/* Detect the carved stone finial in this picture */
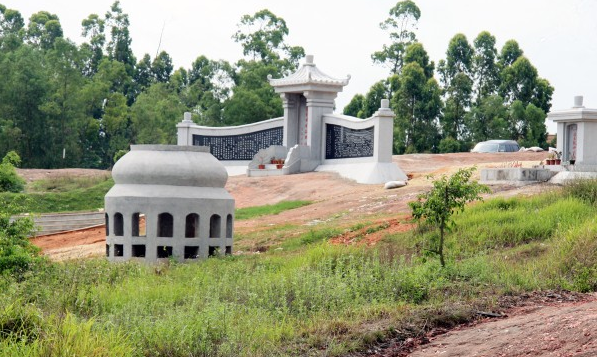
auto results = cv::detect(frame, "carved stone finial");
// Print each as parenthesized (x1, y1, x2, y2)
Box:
(381, 99, 390, 109)
(574, 96, 584, 108)
(183, 112, 192, 122)
(267, 74, 273, 80)
(305, 55, 314, 66)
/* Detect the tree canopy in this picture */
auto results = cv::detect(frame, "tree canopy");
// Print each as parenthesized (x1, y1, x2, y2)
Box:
(0, 0, 555, 169)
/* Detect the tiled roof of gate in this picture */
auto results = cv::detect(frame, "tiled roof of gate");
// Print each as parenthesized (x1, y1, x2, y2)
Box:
(268, 55, 350, 87)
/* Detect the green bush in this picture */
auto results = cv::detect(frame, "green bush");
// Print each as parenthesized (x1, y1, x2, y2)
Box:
(438, 137, 461, 153)
(0, 151, 25, 193)
(0, 201, 43, 276)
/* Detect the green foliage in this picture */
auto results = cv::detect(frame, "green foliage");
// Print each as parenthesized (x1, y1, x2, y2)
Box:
(372, 0, 421, 74)
(438, 137, 461, 153)
(0, 178, 114, 214)
(235, 200, 312, 220)
(0, 201, 42, 275)
(0, 151, 25, 193)
(553, 222, 597, 292)
(112, 149, 128, 164)
(409, 167, 490, 266)
(562, 178, 597, 205)
(392, 58, 441, 153)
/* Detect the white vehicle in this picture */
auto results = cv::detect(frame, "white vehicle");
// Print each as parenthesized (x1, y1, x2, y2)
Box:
(471, 140, 520, 153)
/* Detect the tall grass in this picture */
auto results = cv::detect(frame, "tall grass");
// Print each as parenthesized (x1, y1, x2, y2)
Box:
(1, 184, 597, 355)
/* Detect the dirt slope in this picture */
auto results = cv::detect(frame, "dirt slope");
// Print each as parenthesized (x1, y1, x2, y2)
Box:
(408, 295, 597, 357)
(28, 151, 547, 259)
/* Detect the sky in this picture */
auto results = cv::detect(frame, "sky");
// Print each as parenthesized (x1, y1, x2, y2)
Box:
(5, 0, 597, 133)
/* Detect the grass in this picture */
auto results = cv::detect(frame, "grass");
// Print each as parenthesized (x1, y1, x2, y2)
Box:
(1, 179, 597, 356)
(235, 200, 312, 220)
(0, 178, 114, 214)
(26, 175, 111, 193)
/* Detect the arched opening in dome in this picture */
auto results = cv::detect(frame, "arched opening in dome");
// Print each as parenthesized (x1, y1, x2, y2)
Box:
(210, 214, 221, 238)
(114, 213, 123, 236)
(185, 213, 199, 238)
(132, 212, 146, 237)
(226, 214, 233, 238)
(105, 213, 109, 236)
(157, 213, 173, 237)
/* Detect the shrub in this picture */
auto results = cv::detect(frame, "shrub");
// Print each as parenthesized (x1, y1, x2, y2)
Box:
(0, 201, 43, 276)
(409, 167, 490, 266)
(0, 151, 25, 193)
(438, 137, 461, 153)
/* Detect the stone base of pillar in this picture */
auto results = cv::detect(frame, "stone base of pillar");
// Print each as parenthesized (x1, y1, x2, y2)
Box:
(315, 162, 407, 184)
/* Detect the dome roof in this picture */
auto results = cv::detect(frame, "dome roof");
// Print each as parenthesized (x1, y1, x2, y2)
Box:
(112, 145, 228, 188)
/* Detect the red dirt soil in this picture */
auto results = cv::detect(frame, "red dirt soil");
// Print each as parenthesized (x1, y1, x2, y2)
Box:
(25, 151, 547, 259)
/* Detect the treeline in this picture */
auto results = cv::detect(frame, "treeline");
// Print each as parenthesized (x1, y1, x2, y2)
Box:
(0, 1, 552, 169)
(0, 3, 303, 168)
(344, 1, 553, 154)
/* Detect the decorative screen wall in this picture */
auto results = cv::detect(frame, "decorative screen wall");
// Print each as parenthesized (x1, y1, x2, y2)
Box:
(325, 124, 374, 159)
(193, 127, 283, 160)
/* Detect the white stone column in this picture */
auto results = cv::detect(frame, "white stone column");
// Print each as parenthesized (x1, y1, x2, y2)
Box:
(371, 99, 395, 163)
(177, 112, 194, 145)
(304, 91, 336, 162)
(282, 93, 299, 147)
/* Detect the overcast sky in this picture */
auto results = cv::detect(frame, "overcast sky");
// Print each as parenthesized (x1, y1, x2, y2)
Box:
(5, 0, 596, 133)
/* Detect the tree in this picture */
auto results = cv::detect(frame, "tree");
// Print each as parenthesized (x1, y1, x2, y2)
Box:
(0, 151, 25, 192)
(507, 100, 547, 148)
(372, 0, 421, 74)
(0, 45, 49, 167)
(81, 13, 106, 76)
(41, 38, 87, 167)
(228, 10, 304, 125)
(439, 34, 474, 141)
(151, 50, 173, 83)
(232, 9, 304, 72)
(0, 199, 41, 275)
(343, 94, 365, 117)
(409, 167, 490, 267)
(498, 39, 523, 67)
(25, 11, 63, 51)
(393, 62, 441, 153)
(465, 94, 509, 143)
(105, 1, 135, 82)
(131, 83, 186, 144)
(500, 56, 553, 114)
(0, 5, 24, 50)
(472, 31, 500, 103)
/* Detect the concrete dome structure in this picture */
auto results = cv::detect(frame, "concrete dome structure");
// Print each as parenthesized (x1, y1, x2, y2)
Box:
(105, 145, 235, 263)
